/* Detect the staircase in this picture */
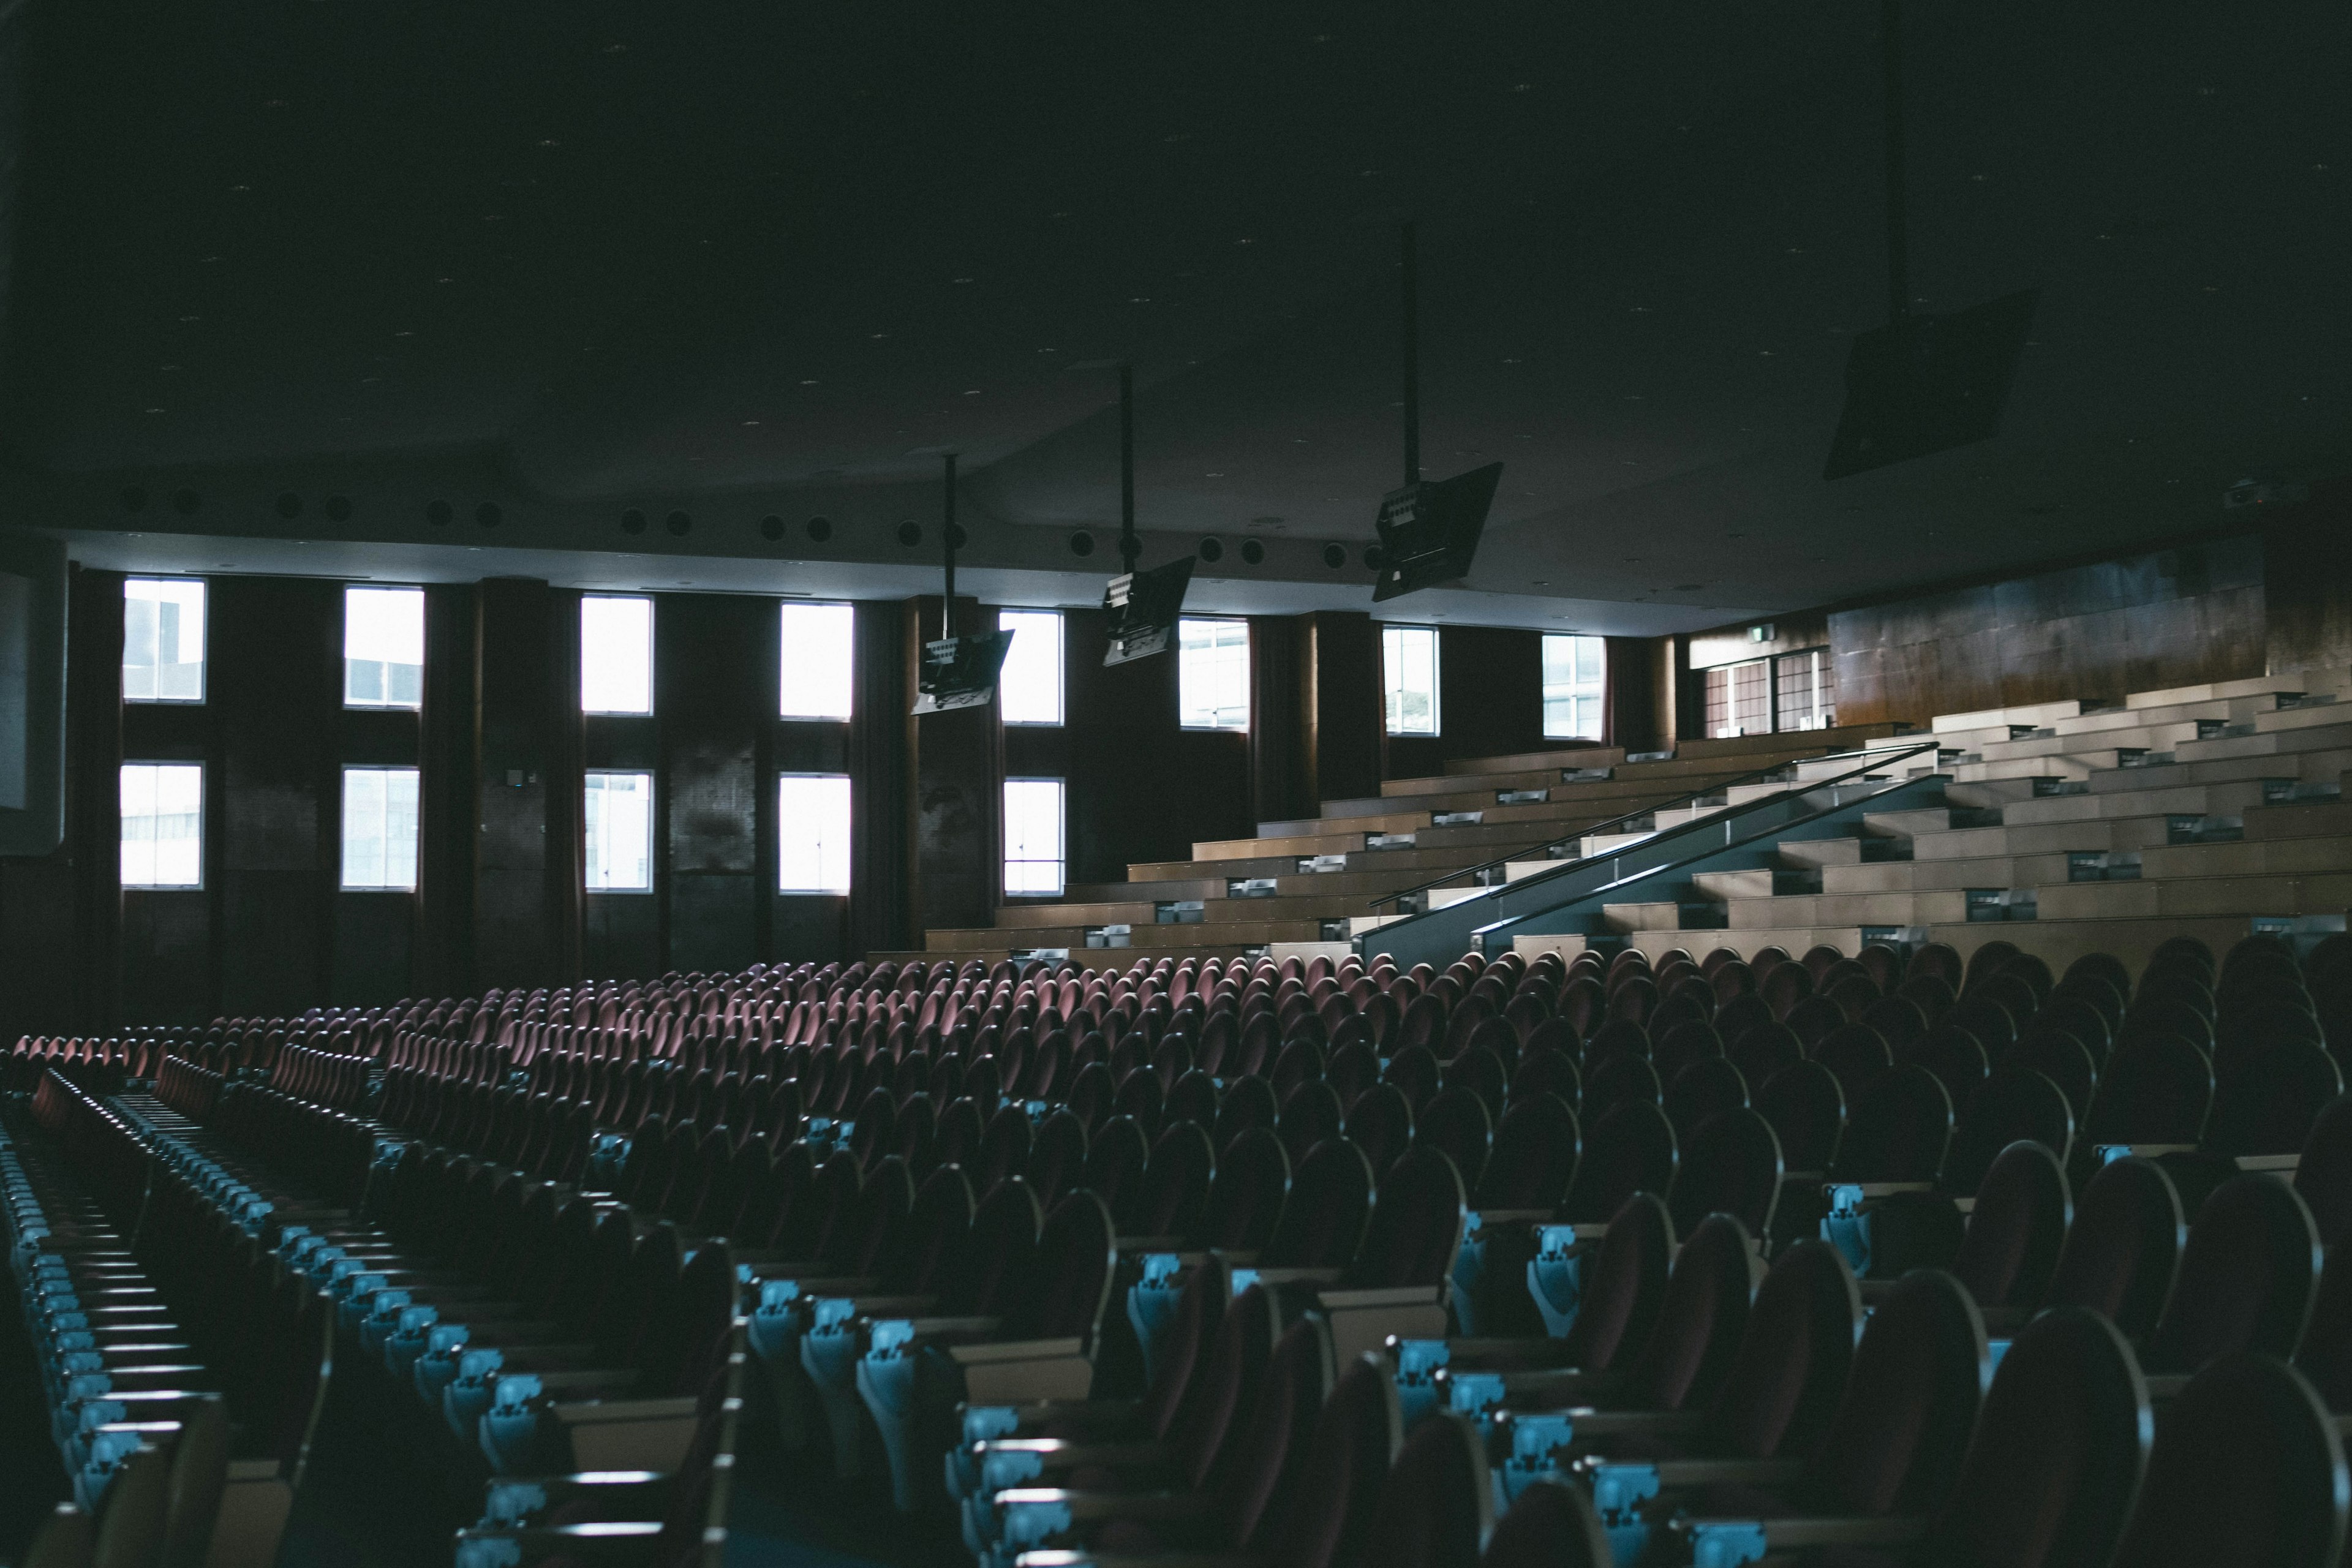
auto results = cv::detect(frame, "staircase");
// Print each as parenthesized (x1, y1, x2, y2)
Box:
(902, 723, 1910, 963)
(1408, 671, 2352, 976)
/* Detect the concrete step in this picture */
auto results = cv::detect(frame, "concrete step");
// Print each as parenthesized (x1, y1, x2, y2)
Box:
(2139, 832, 2352, 880)
(1724, 889, 1971, 928)
(1776, 837, 1864, 869)
(1825, 851, 2078, 895)
(995, 900, 1159, 929)
(1692, 868, 1776, 901)
(1863, 807, 1955, 839)
(1932, 698, 2086, 735)
(2036, 870, 2352, 923)
(1953, 754, 2099, 783)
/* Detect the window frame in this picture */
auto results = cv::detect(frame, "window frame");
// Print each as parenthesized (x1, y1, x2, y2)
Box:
(122, 578, 208, 705)
(580, 595, 655, 715)
(583, 769, 657, 894)
(1382, 624, 1441, 737)
(778, 601, 856, 722)
(1003, 775, 1067, 898)
(342, 584, 426, 711)
(777, 771, 853, 894)
(1540, 633, 1608, 741)
(339, 765, 421, 891)
(120, 761, 206, 890)
(997, 609, 1066, 727)
(1176, 617, 1251, 733)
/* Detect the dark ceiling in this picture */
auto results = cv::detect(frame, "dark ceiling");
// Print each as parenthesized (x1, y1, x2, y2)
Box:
(3, 0, 2348, 630)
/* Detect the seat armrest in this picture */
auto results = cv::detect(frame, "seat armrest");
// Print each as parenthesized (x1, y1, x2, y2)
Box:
(1018, 1555, 1253, 1568)
(976, 1439, 1167, 1471)
(1646, 1457, 1807, 1489)
(1672, 1514, 1928, 1553)
(993, 1488, 1212, 1523)
(1551, 1408, 1708, 1436)
(451, 1522, 663, 1563)
(481, 1471, 674, 1527)
(952, 1338, 1086, 1366)
(1242, 1267, 1343, 1287)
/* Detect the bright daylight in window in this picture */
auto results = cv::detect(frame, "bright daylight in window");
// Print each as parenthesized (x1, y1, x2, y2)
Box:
(997, 610, 1064, 726)
(581, 596, 654, 714)
(341, 766, 420, 890)
(1542, 633, 1607, 740)
(121, 763, 204, 888)
(1383, 625, 1439, 736)
(345, 586, 425, 709)
(123, 578, 206, 703)
(585, 772, 654, 891)
(1004, 777, 1066, 895)
(779, 603, 854, 720)
(778, 774, 852, 892)
(1177, 618, 1250, 731)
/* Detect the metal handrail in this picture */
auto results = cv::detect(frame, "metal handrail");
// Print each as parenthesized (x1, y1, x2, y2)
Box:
(1368, 737, 1945, 911)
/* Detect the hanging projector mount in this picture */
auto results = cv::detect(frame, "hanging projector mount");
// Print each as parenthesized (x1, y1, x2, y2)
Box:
(1822, 0, 2037, 480)
(911, 451, 1014, 714)
(1101, 362, 1196, 667)
(1371, 221, 1502, 603)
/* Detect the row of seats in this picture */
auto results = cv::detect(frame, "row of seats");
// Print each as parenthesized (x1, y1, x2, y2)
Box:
(2, 1070, 329, 1568)
(13, 930, 2349, 1563)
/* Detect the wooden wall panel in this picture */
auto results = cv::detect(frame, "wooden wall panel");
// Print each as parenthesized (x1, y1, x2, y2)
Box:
(1828, 535, 2266, 726)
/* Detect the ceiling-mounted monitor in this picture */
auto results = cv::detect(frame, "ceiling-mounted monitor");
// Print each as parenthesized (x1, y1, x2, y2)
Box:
(1822, 288, 2037, 479)
(1102, 556, 1196, 667)
(1370, 461, 1502, 603)
(911, 630, 1014, 714)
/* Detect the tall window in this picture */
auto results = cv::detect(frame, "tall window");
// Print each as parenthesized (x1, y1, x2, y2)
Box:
(779, 603, 854, 720)
(585, 772, 654, 891)
(121, 763, 203, 889)
(345, 586, 424, 709)
(341, 767, 420, 890)
(1541, 634, 1607, 740)
(778, 773, 853, 892)
(1004, 777, 1066, 896)
(1177, 619, 1250, 731)
(1703, 660, 1773, 737)
(123, 579, 206, 703)
(998, 610, 1064, 726)
(1382, 625, 1440, 736)
(581, 596, 654, 714)
(1774, 649, 1836, 732)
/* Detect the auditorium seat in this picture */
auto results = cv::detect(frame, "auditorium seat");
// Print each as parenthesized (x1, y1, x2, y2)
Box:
(2103, 1354, 2348, 1568)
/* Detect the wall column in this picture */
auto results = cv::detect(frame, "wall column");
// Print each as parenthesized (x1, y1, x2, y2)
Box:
(473, 578, 582, 989)
(1302, 611, 1384, 812)
(902, 595, 1001, 946)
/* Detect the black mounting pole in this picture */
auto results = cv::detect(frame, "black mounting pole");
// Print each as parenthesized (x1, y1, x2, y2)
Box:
(1401, 221, 1421, 484)
(941, 451, 957, 640)
(1882, 0, 1909, 322)
(1118, 364, 1139, 568)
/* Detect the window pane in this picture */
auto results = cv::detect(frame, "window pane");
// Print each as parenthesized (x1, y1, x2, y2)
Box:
(998, 610, 1064, 726)
(780, 603, 854, 720)
(1726, 660, 1770, 736)
(345, 587, 426, 710)
(585, 772, 655, 891)
(1541, 634, 1607, 740)
(581, 597, 654, 714)
(1177, 619, 1250, 731)
(121, 763, 204, 888)
(1773, 648, 1836, 733)
(778, 774, 852, 892)
(340, 766, 420, 890)
(123, 579, 206, 703)
(1383, 625, 1439, 736)
(1004, 777, 1066, 895)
